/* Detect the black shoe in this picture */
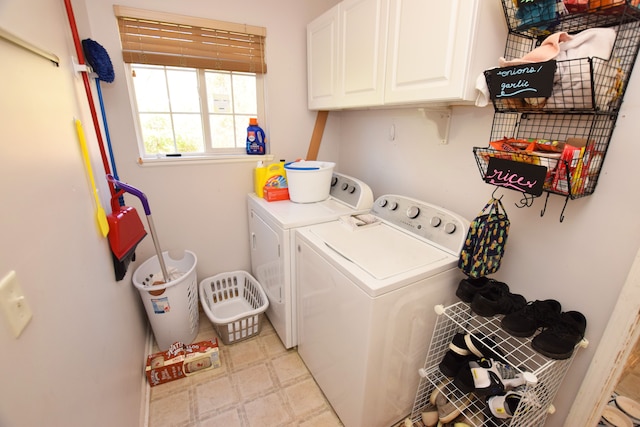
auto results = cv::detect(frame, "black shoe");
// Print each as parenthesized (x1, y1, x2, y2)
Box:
(452, 356, 520, 395)
(501, 299, 562, 337)
(441, 332, 504, 378)
(456, 276, 494, 303)
(464, 333, 508, 365)
(439, 333, 473, 377)
(451, 333, 508, 392)
(531, 311, 587, 360)
(470, 281, 526, 317)
(453, 362, 475, 393)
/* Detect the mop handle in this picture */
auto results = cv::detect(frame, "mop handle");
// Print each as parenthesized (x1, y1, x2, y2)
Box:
(145, 216, 170, 283)
(106, 175, 169, 281)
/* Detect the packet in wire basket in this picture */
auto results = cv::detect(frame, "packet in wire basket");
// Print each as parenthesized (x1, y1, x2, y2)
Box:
(339, 213, 381, 230)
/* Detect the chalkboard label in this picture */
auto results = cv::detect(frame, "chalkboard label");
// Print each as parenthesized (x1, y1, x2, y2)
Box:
(485, 60, 556, 100)
(484, 157, 547, 196)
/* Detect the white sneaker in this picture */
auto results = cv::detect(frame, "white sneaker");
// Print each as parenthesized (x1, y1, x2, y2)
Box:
(469, 358, 531, 397)
(486, 385, 535, 419)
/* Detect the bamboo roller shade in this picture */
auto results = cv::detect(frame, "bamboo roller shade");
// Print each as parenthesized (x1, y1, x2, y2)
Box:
(114, 5, 266, 73)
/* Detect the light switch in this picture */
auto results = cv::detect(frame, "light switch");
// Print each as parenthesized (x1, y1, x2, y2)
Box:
(0, 271, 33, 337)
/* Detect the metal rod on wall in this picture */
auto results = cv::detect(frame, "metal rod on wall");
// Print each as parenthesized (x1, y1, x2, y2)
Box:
(0, 27, 59, 66)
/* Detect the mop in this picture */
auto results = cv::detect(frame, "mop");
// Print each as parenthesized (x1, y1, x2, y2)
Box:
(81, 39, 118, 190)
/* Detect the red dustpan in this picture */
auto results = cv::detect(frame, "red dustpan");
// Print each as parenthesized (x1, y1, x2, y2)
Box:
(107, 188, 147, 280)
(108, 190, 147, 259)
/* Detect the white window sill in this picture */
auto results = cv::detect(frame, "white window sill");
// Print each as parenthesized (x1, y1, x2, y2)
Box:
(137, 153, 275, 167)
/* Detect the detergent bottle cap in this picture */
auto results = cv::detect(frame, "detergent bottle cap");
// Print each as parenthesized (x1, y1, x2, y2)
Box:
(249, 118, 258, 126)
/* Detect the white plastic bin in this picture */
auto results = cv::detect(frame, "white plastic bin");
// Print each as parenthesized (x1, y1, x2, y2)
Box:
(199, 271, 269, 345)
(133, 250, 199, 350)
(284, 160, 335, 203)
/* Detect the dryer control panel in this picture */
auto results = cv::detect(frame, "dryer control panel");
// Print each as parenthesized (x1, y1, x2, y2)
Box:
(329, 173, 374, 210)
(370, 195, 470, 255)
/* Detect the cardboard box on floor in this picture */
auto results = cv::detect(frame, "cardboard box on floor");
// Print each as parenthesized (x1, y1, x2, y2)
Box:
(145, 339, 221, 387)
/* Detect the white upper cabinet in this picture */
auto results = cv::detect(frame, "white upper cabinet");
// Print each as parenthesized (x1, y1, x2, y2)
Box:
(339, 0, 388, 108)
(308, 0, 387, 109)
(307, 5, 340, 109)
(307, 0, 506, 109)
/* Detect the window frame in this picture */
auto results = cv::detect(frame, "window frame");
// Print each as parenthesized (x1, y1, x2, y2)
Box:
(114, 5, 270, 164)
(127, 63, 266, 160)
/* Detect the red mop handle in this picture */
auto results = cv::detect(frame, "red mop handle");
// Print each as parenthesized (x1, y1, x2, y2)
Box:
(63, 0, 116, 197)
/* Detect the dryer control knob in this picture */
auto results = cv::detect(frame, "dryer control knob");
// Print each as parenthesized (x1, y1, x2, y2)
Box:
(444, 223, 457, 234)
(430, 217, 442, 227)
(378, 199, 388, 207)
(407, 206, 420, 219)
(331, 177, 338, 186)
(388, 201, 398, 210)
(348, 185, 356, 194)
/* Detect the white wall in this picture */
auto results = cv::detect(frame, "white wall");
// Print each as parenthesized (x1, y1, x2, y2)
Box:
(0, 1, 147, 426)
(333, 69, 640, 426)
(0, 0, 337, 426)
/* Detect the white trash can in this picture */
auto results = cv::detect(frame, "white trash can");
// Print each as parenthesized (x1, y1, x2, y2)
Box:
(133, 250, 199, 350)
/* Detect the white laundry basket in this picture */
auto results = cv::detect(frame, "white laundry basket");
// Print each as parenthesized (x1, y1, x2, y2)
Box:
(133, 250, 199, 350)
(199, 271, 269, 345)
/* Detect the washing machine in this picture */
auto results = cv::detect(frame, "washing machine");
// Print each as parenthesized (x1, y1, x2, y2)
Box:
(247, 172, 373, 349)
(295, 194, 470, 427)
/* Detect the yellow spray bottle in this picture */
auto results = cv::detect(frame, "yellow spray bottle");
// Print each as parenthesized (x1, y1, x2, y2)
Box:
(254, 161, 267, 197)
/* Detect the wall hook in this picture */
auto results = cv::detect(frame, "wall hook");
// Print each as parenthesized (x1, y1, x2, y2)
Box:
(540, 193, 550, 217)
(540, 193, 569, 222)
(491, 186, 504, 201)
(559, 196, 569, 222)
(515, 192, 535, 208)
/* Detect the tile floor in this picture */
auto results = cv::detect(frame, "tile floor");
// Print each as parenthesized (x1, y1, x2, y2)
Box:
(147, 312, 344, 427)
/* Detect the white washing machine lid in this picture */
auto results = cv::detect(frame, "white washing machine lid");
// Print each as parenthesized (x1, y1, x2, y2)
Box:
(306, 220, 453, 281)
(248, 193, 368, 229)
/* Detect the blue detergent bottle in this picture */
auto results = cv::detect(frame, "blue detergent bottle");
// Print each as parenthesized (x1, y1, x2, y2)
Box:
(246, 118, 266, 155)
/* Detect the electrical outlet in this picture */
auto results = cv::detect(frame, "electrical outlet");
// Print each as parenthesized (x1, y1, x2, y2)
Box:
(0, 271, 33, 337)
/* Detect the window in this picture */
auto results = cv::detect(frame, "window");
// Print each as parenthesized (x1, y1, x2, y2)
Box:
(114, 6, 267, 158)
(131, 65, 260, 155)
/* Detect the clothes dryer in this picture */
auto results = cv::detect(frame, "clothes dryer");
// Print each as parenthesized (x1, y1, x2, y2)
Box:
(295, 195, 469, 427)
(247, 173, 373, 348)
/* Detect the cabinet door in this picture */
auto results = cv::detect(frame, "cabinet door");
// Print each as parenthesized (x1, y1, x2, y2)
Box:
(339, 0, 387, 108)
(384, 0, 478, 104)
(307, 5, 340, 109)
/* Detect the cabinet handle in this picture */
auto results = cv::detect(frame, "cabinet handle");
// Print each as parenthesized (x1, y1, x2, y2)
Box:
(251, 232, 256, 250)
